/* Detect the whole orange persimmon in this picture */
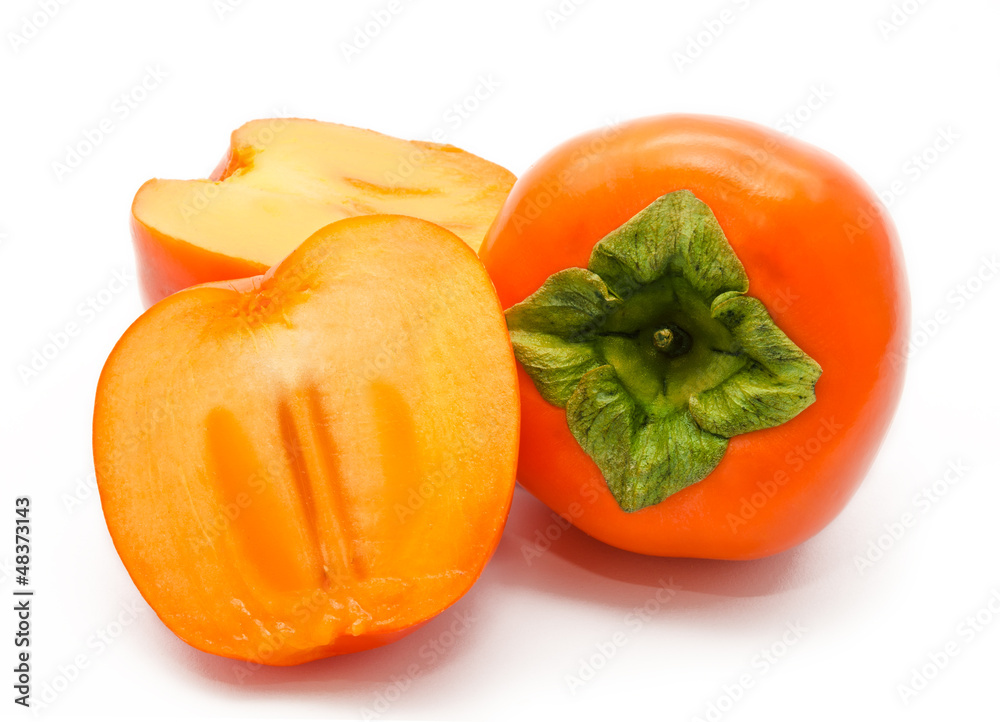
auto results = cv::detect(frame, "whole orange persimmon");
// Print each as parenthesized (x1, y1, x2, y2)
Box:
(480, 114, 908, 559)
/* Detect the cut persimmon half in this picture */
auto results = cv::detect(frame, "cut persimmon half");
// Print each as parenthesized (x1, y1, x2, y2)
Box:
(131, 118, 516, 306)
(94, 215, 520, 665)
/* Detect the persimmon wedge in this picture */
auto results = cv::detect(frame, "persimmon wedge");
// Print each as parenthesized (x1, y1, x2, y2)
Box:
(132, 118, 516, 306)
(93, 215, 519, 665)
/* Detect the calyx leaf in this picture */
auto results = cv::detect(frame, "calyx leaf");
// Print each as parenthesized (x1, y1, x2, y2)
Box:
(505, 191, 822, 512)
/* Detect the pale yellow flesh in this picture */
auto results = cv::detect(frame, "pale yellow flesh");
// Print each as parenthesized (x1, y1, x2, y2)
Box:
(133, 119, 516, 265)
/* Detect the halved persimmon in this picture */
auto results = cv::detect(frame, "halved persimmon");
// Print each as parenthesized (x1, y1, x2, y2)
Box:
(131, 118, 516, 306)
(93, 215, 519, 665)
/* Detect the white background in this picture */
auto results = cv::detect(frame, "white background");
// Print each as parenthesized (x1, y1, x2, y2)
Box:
(2, 0, 998, 720)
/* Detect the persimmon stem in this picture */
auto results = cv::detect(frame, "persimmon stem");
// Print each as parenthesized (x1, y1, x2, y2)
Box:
(653, 325, 692, 357)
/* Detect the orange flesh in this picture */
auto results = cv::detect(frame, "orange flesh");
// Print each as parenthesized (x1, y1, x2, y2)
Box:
(94, 215, 520, 664)
(132, 119, 516, 305)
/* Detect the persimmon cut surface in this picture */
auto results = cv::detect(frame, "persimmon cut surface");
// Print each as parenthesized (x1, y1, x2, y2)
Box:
(94, 215, 519, 665)
(132, 118, 516, 306)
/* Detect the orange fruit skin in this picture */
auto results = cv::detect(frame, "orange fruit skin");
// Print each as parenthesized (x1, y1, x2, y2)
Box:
(131, 119, 516, 307)
(130, 204, 266, 309)
(480, 114, 909, 560)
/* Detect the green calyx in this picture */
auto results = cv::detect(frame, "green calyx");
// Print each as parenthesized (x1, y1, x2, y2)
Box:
(505, 190, 822, 512)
